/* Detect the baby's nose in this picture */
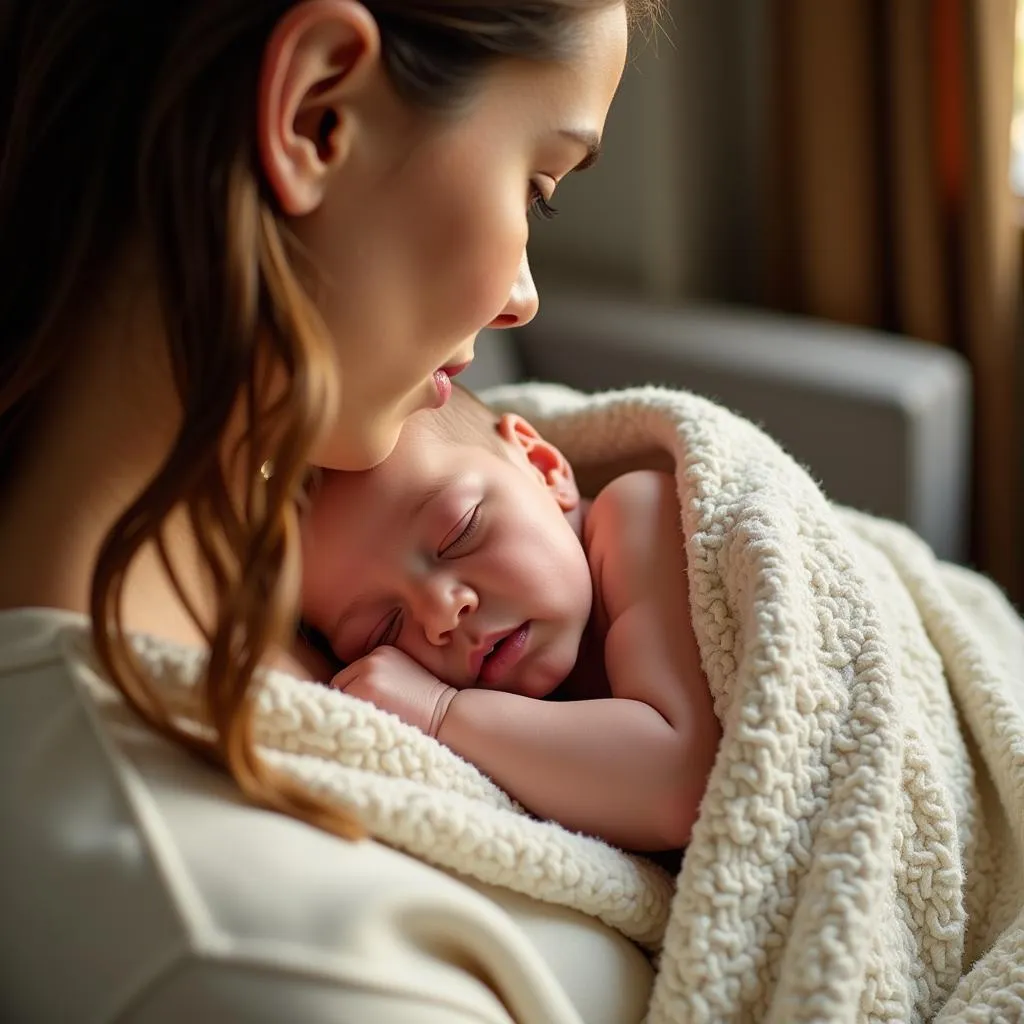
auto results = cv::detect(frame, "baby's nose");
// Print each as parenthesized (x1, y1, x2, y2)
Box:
(421, 580, 477, 646)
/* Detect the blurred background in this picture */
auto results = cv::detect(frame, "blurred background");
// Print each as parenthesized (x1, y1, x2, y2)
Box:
(480, 0, 1024, 605)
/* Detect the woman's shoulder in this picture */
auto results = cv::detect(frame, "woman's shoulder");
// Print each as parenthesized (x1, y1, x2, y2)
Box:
(0, 605, 92, 671)
(0, 607, 632, 1024)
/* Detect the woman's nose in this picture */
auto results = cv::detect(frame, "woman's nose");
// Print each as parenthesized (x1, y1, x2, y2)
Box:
(418, 579, 478, 646)
(489, 251, 539, 329)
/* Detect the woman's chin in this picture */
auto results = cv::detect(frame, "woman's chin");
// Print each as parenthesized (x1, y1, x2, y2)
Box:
(312, 420, 402, 473)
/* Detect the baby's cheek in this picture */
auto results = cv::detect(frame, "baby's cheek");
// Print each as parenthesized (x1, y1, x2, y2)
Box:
(565, 545, 598, 617)
(298, 546, 329, 616)
(392, 631, 446, 685)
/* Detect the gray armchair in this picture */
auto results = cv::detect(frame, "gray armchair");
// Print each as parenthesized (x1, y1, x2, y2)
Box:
(464, 291, 972, 564)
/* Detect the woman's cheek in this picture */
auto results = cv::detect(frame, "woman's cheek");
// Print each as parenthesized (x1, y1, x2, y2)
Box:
(467, 219, 530, 329)
(441, 175, 526, 309)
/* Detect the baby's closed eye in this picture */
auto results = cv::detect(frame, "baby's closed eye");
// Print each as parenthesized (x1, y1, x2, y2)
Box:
(365, 607, 404, 655)
(439, 503, 483, 557)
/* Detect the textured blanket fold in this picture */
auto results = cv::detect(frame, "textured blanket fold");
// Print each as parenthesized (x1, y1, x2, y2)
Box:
(107, 383, 1024, 1022)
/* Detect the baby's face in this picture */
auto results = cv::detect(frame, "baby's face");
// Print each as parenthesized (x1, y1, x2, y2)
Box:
(300, 414, 594, 699)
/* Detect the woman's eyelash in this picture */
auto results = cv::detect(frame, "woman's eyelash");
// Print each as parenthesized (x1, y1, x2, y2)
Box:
(529, 186, 559, 221)
(440, 505, 482, 556)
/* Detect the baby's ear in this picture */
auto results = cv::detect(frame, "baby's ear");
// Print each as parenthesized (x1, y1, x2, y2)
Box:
(497, 414, 579, 511)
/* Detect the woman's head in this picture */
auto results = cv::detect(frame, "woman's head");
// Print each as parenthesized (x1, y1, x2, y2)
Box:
(1, 0, 642, 476)
(261, 1, 636, 469)
(0, 0, 658, 838)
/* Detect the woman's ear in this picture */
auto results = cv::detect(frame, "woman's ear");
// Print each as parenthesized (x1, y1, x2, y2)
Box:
(497, 414, 580, 512)
(258, 0, 380, 216)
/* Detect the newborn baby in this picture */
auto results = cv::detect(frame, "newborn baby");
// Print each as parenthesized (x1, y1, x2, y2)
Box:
(300, 387, 720, 852)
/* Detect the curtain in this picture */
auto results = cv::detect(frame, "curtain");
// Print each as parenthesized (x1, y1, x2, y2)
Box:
(765, 0, 1021, 601)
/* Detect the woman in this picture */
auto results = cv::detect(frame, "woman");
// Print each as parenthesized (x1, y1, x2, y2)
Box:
(0, 1, 657, 1021)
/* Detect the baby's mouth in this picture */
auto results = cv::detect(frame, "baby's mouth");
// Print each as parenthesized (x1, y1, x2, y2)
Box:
(470, 627, 516, 684)
(481, 635, 506, 663)
(470, 633, 507, 683)
(478, 623, 531, 687)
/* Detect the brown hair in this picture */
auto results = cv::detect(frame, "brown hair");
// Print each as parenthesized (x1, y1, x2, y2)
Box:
(0, 0, 659, 842)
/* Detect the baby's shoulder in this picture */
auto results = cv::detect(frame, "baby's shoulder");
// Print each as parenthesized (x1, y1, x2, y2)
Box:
(583, 469, 679, 571)
(585, 469, 678, 543)
(583, 469, 683, 623)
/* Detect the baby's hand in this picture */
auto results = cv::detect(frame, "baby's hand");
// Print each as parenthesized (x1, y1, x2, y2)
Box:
(331, 646, 457, 738)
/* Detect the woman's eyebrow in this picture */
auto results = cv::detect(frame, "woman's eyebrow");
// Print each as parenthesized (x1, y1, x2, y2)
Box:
(559, 128, 602, 171)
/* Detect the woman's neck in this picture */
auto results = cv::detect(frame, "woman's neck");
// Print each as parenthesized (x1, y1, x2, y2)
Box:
(0, 271, 214, 650)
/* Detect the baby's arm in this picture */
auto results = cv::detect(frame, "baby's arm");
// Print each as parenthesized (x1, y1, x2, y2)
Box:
(590, 469, 720, 841)
(438, 692, 702, 850)
(329, 643, 692, 849)
(439, 470, 719, 850)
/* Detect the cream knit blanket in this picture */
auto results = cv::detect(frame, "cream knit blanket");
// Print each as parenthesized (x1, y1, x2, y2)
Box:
(125, 383, 1024, 1022)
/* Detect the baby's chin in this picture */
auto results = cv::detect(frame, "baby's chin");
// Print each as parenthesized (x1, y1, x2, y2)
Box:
(510, 676, 563, 701)
(508, 653, 576, 701)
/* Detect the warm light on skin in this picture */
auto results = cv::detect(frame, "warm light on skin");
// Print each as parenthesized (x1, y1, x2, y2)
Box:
(257, 1, 629, 471)
(301, 411, 594, 700)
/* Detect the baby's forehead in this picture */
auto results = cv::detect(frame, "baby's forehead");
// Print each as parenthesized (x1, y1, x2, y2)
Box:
(311, 416, 507, 526)
(312, 432, 448, 512)
(316, 457, 417, 511)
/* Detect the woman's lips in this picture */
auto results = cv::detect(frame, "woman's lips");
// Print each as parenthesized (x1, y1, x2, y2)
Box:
(430, 360, 471, 408)
(432, 369, 453, 406)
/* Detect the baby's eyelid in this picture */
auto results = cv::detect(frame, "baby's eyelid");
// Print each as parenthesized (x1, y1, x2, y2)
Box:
(439, 505, 476, 555)
(382, 609, 403, 646)
(365, 607, 401, 655)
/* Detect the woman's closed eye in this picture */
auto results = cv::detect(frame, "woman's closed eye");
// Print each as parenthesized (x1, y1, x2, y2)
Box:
(528, 180, 559, 221)
(440, 504, 482, 556)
